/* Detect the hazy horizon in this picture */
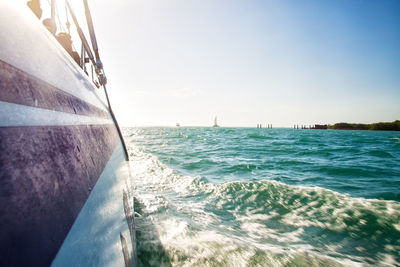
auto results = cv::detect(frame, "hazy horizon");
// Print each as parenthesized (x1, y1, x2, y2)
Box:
(42, 0, 400, 127)
(121, 120, 399, 128)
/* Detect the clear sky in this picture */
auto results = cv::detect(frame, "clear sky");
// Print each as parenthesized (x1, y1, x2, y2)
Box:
(55, 0, 400, 126)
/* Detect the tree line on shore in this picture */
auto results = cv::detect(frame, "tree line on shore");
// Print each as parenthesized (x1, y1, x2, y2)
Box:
(327, 120, 400, 131)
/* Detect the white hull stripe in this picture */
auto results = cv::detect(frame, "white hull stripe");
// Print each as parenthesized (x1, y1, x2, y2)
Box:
(0, 101, 113, 127)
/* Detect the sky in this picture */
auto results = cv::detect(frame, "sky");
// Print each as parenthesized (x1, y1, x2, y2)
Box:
(43, 0, 400, 127)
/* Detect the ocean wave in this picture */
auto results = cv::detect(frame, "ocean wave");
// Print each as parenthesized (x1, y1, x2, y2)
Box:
(128, 146, 400, 266)
(363, 150, 395, 158)
(247, 134, 272, 140)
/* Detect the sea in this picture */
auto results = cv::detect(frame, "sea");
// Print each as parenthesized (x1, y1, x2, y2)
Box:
(122, 127, 400, 267)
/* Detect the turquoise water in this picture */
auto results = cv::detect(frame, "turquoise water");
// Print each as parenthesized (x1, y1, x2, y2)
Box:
(124, 127, 400, 266)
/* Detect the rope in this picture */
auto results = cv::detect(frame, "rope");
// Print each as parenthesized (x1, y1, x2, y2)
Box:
(65, 0, 130, 161)
(54, 0, 65, 33)
(54, 1, 79, 56)
(65, 0, 71, 34)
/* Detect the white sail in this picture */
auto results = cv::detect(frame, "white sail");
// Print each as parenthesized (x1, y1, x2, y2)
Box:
(213, 116, 219, 127)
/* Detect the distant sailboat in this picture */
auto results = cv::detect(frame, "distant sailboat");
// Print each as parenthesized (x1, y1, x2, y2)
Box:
(213, 116, 219, 127)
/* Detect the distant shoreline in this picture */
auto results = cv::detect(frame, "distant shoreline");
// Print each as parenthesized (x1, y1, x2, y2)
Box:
(121, 121, 400, 130)
(328, 120, 400, 131)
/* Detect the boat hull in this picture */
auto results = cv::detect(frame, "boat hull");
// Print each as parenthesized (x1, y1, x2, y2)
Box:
(0, 3, 136, 266)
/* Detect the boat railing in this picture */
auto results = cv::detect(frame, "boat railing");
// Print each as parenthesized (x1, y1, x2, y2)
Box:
(27, 0, 130, 160)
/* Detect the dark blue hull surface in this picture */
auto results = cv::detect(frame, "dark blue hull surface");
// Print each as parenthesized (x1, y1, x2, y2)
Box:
(0, 3, 136, 266)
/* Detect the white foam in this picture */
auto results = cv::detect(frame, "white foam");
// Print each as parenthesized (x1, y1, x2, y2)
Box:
(125, 138, 400, 267)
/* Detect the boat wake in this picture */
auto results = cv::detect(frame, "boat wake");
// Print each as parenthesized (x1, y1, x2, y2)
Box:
(128, 146, 400, 266)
